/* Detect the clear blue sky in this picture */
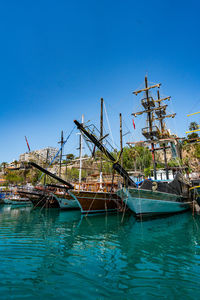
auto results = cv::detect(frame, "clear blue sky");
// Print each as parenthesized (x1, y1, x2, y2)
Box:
(0, 0, 200, 162)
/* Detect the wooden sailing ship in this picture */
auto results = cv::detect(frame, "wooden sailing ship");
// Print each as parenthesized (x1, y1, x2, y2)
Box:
(119, 76, 191, 218)
(71, 99, 123, 215)
(20, 158, 122, 214)
(19, 162, 83, 210)
(74, 77, 192, 219)
(58, 100, 123, 215)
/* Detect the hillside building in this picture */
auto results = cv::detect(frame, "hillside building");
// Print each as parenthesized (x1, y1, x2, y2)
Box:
(19, 147, 59, 163)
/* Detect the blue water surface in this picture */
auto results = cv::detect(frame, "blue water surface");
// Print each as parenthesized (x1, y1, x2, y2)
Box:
(0, 205, 200, 299)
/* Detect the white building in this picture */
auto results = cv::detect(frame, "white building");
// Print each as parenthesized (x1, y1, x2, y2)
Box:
(150, 169, 174, 181)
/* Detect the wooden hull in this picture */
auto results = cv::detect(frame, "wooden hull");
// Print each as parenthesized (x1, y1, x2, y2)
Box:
(117, 187, 191, 218)
(18, 189, 122, 214)
(19, 190, 78, 210)
(18, 190, 60, 208)
(70, 190, 122, 215)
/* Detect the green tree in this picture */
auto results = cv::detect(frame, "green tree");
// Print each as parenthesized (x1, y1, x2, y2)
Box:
(95, 150, 102, 158)
(66, 154, 75, 161)
(189, 122, 199, 131)
(187, 132, 199, 141)
(144, 167, 151, 177)
(168, 158, 182, 167)
(66, 168, 87, 182)
(13, 160, 18, 166)
(1, 162, 7, 174)
(194, 143, 200, 159)
(187, 122, 199, 142)
(102, 161, 113, 174)
(121, 146, 152, 171)
(5, 171, 24, 185)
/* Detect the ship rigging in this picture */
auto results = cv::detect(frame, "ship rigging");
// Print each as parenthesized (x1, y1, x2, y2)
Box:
(132, 76, 178, 180)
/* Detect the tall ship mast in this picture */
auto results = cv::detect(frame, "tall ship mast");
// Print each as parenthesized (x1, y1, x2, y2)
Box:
(132, 76, 176, 180)
(74, 110, 191, 219)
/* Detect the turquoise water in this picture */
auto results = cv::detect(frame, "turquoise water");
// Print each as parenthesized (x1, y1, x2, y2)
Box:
(0, 206, 200, 299)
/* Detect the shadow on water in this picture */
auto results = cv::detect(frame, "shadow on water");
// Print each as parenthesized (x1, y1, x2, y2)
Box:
(0, 205, 200, 299)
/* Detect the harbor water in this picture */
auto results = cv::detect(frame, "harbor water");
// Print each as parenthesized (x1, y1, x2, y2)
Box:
(0, 205, 200, 299)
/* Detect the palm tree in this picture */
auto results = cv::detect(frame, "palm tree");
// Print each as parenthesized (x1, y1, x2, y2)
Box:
(188, 122, 199, 142)
(1, 162, 8, 175)
(189, 122, 199, 131)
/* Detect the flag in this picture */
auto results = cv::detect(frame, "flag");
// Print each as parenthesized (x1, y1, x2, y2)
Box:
(25, 136, 31, 152)
(132, 118, 136, 129)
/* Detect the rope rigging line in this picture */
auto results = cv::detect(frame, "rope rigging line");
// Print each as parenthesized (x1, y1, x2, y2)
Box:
(103, 94, 146, 140)
(81, 129, 122, 195)
(187, 98, 200, 116)
(38, 125, 76, 183)
(103, 101, 115, 148)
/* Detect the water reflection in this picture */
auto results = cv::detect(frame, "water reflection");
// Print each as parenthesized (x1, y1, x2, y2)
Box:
(74, 213, 200, 298)
(0, 206, 200, 299)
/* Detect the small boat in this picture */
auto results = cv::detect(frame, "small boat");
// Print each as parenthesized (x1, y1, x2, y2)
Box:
(0, 188, 12, 204)
(117, 174, 191, 219)
(3, 195, 31, 206)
